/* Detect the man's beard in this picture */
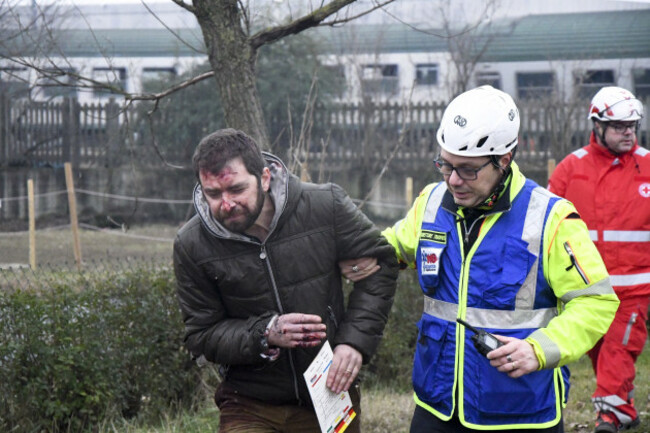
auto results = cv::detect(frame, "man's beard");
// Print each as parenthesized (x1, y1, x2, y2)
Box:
(217, 177, 265, 233)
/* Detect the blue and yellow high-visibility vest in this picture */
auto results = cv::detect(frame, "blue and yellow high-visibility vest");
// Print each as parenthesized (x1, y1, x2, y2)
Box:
(383, 162, 619, 430)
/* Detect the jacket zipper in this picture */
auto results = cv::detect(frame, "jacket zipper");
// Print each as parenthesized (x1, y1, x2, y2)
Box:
(327, 306, 339, 329)
(259, 244, 302, 403)
(563, 242, 589, 285)
(462, 215, 486, 250)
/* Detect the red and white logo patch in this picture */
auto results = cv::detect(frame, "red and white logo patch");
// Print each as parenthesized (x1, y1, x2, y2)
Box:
(421, 247, 443, 275)
(640, 183, 650, 198)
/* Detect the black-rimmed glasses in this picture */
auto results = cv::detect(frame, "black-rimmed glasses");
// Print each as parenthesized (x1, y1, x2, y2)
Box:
(434, 159, 492, 181)
(608, 121, 638, 134)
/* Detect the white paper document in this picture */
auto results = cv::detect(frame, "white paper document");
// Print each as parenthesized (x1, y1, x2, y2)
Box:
(303, 341, 356, 433)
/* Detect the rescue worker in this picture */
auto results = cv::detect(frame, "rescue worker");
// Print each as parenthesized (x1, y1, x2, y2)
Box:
(548, 86, 649, 432)
(343, 86, 619, 432)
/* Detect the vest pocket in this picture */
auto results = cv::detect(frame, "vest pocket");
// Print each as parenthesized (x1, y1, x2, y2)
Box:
(471, 363, 557, 418)
(413, 315, 454, 403)
(482, 236, 534, 309)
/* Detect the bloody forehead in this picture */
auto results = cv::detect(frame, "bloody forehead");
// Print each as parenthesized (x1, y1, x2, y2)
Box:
(200, 163, 240, 182)
(215, 165, 238, 181)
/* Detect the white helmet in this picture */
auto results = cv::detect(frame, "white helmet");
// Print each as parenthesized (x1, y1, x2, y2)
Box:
(436, 86, 519, 157)
(587, 86, 643, 122)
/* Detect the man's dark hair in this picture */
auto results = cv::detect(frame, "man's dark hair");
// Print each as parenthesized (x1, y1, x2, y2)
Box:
(192, 129, 265, 181)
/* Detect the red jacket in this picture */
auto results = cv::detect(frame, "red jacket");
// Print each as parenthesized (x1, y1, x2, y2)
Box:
(548, 133, 650, 297)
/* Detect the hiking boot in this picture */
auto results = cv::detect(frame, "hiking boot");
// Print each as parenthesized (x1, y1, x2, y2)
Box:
(621, 397, 640, 430)
(595, 412, 619, 433)
(620, 416, 640, 431)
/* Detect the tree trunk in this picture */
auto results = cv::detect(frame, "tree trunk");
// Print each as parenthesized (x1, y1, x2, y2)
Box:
(193, 0, 270, 149)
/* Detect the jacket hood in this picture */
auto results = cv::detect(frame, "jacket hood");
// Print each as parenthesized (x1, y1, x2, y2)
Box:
(193, 152, 290, 241)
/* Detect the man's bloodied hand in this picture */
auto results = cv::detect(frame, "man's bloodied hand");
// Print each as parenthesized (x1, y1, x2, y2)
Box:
(267, 313, 327, 348)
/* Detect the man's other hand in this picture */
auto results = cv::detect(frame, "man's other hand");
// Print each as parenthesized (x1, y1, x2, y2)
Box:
(338, 257, 380, 282)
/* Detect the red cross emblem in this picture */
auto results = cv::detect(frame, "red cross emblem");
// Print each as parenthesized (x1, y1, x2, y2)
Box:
(640, 183, 650, 198)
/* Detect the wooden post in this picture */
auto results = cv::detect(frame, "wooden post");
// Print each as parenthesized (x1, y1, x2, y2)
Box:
(405, 176, 413, 209)
(547, 158, 556, 184)
(28, 179, 36, 269)
(300, 161, 311, 182)
(64, 162, 82, 269)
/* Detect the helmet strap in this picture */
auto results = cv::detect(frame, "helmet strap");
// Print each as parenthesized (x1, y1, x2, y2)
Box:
(480, 158, 512, 208)
(594, 121, 621, 156)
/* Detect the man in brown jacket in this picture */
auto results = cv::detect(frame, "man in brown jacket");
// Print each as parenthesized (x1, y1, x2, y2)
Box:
(173, 129, 398, 433)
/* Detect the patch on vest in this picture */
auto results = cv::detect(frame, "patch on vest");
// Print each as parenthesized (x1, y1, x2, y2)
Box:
(640, 183, 650, 198)
(421, 247, 443, 275)
(421, 230, 447, 244)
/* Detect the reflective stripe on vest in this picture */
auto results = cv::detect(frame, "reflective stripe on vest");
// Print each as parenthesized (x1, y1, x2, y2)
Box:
(603, 230, 650, 242)
(517, 187, 552, 309)
(422, 185, 555, 325)
(423, 183, 447, 221)
(610, 272, 650, 286)
(423, 295, 557, 329)
(572, 148, 589, 159)
(588, 230, 650, 243)
(392, 183, 448, 266)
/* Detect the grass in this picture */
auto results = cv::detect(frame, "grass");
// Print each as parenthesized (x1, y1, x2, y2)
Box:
(2, 224, 648, 432)
(0, 223, 177, 267)
(97, 351, 648, 433)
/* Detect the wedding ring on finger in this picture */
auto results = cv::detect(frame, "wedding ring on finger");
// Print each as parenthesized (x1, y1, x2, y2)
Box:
(352, 265, 359, 273)
(511, 361, 517, 371)
(506, 354, 513, 363)
(345, 369, 353, 374)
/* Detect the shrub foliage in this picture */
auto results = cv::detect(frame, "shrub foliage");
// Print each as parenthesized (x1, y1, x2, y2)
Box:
(364, 271, 422, 391)
(0, 264, 199, 433)
(0, 262, 424, 432)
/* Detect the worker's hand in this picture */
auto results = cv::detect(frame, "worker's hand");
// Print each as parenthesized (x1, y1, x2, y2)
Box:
(267, 313, 326, 349)
(327, 344, 363, 394)
(487, 336, 540, 379)
(338, 257, 380, 282)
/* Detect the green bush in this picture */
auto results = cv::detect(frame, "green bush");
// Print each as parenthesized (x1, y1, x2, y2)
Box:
(364, 271, 422, 391)
(0, 265, 199, 433)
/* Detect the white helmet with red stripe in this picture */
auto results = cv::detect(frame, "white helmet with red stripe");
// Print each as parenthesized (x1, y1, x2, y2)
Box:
(587, 86, 643, 122)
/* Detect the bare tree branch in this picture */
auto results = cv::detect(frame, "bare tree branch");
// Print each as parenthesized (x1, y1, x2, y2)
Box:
(239, 0, 251, 36)
(357, 84, 415, 210)
(141, 0, 205, 55)
(126, 70, 215, 102)
(169, 0, 195, 14)
(250, 0, 359, 50)
(145, 110, 187, 169)
(320, 0, 396, 27)
(378, 5, 483, 39)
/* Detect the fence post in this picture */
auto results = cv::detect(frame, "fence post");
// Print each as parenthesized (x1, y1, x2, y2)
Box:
(62, 98, 71, 165)
(106, 98, 120, 166)
(62, 98, 81, 171)
(28, 179, 36, 269)
(0, 91, 6, 164)
(405, 176, 413, 208)
(64, 162, 83, 270)
(547, 158, 556, 184)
